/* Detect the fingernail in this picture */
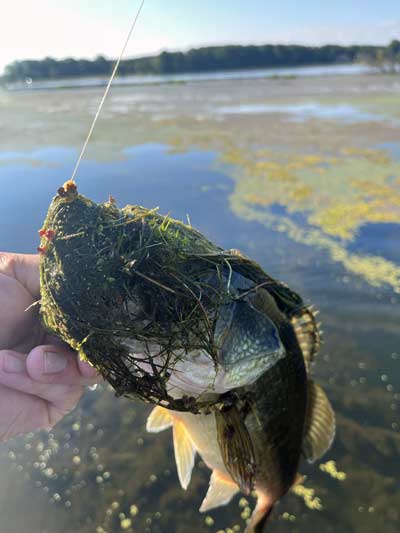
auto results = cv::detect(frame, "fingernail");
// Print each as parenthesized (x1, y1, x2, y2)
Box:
(3, 354, 26, 373)
(44, 351, 68, 374)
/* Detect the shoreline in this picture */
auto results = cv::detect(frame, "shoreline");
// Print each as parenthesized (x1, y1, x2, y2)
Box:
(1, 63, 374, 93)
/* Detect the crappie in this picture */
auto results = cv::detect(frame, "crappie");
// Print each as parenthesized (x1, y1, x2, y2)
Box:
(147, 286, 335, 532)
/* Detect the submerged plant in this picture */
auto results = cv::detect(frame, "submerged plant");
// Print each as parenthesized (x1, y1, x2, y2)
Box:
(39, 180, 304, 412)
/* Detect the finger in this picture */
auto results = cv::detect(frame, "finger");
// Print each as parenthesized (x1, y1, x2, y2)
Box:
(41, 335, 101, 374)
(12, 321, 45, 354)
(78, 357, 104, 380)
(26, 345, 103, 385)
(0, 272, 37, 350)
(0, 383, 53, 442)
(0, 253, 40, 298)
(0, 350, 83, 415)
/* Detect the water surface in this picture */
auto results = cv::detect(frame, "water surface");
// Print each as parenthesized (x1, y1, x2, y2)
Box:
(0, 72, 399, 533)
(5, 64, 372, 92)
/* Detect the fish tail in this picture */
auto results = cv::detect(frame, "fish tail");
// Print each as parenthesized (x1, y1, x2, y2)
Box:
(245, 493, 274, 533)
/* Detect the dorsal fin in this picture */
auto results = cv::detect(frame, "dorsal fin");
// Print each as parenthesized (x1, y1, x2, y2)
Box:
(199, 470, 239, 512)
(146, 405, 173, 433)
(302, 381, 336, 463)
(173, 418, 196, 490)
(291, 306, 322, 372)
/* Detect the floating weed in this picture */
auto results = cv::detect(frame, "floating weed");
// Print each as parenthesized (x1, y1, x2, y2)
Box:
(129, 504, 139, 516)
(120, 517, 132, 530)
(292, 483, 323, 510)
(282, 511, 296, 521)
(223, 143, 400, 290)
(319, 460, 347, 481)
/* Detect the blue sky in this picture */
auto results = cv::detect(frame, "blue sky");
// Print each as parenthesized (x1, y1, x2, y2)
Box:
(1, 0, 399, 72)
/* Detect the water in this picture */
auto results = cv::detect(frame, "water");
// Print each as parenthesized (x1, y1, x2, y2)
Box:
(0, 72, 399, 533)
(4, 63, 373, 92)
(216, 102, 386, 123)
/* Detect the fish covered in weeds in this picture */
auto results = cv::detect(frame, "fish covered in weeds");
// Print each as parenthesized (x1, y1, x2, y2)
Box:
(39, 180, 305, 412)
(39, 181, 335, 531)
(147, 289, 335, 532)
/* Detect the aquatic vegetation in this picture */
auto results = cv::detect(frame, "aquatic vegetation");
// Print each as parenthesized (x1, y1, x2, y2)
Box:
(225, 148, 400, 239)
(227, 147, 400, 292)
(319, 460, 347, 480)
(291, 483, 323, 510)
(39, 180, 311, 412)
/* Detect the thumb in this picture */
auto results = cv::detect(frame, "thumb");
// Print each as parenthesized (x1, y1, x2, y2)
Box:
(26, 345, 102, 385)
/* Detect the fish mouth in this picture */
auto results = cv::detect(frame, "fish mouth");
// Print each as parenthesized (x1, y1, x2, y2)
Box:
(165, 347, 286, 398)
(120, 338, 285, 399)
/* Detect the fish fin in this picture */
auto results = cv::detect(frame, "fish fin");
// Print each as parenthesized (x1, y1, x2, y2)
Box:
(302, 380, 336, 463)
(146, 406, 173, 433)
(147, 408, 196, 490)
(173, 418, 196, 490)
(245, 492, 274, 533)
(215, 406, 256, 495)
(291, 306, 322, 372)
(199, 470, 239, 512)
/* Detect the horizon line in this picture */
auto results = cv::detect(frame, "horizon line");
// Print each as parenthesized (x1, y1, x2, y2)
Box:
(3, 39, 393, 68)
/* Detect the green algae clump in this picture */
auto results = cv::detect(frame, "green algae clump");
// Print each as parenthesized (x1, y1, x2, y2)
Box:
(39, 181, 302, 411)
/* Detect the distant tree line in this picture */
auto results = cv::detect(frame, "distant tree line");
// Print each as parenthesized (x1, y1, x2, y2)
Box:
(1, 42, 397, 83)
(357, 40, 400, 73)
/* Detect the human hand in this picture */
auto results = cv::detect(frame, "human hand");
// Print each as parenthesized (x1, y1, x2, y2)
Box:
(0, 252, 102, 443)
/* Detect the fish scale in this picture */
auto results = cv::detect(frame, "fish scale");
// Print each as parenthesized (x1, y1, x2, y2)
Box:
(244, 333, 308, 496)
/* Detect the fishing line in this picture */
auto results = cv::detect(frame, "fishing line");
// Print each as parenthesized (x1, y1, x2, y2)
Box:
(69, 0, 145, 183)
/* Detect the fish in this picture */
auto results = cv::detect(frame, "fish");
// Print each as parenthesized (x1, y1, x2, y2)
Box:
(123, 268, 287, 401)
(39, 184, 335, 528)
(147, 285, 335, 532)
(39, 183, 301, 411)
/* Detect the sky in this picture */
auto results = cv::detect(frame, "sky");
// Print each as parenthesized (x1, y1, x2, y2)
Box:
(1, 0, 400, 73)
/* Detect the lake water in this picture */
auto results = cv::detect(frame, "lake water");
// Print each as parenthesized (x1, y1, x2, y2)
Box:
(0, 72, 399, 533)
(5, 64, 372, 91)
